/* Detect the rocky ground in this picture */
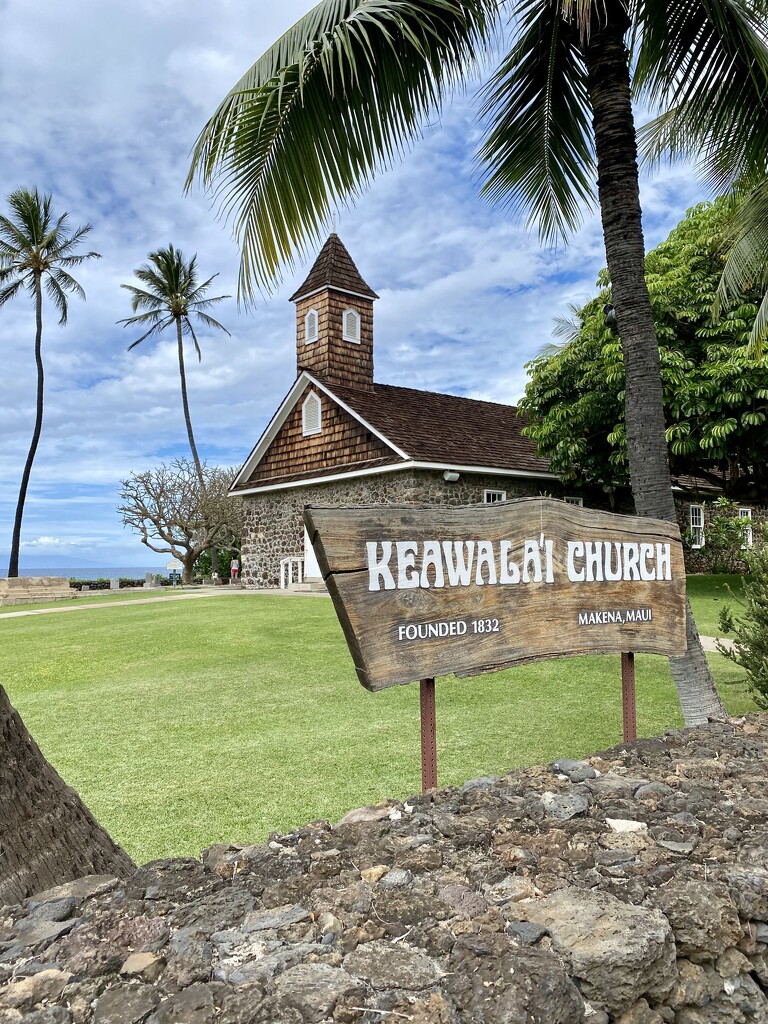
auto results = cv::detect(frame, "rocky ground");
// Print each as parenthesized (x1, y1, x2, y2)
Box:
(5, 717, 768, 1023)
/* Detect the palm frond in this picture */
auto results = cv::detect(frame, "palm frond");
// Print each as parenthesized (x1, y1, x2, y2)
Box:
(187, 0, 496, 299)
(636, 0, 768, 191)
(0, 278, 24, 308)
(44, 273, 70, 325)
(478, 0, 594, 243)
(185, 319, 203, 361)
(715, 175, 768, 354)
(192, 310, 232, 335)
(50, 267, 86, 302)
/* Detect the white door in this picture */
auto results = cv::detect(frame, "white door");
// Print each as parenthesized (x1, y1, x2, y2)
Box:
(304, 527, 321, 580)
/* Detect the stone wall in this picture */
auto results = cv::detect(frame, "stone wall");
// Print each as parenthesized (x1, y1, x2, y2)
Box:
(0, 577, 75, 607)
(5, 717, 768, 1021)
(675, 500, 768, 574)
(241, 469, 566, 588)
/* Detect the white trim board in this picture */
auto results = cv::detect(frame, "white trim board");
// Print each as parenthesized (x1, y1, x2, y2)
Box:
(232, 460, 558, 496)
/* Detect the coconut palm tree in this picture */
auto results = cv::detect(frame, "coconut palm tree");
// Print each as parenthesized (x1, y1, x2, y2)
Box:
(0, 188, 100, 578)
(186, 0, 768, 726)
(119, 245, 230, 483)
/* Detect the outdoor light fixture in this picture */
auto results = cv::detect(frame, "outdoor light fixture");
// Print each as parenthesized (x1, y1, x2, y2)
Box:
(443, 471, 460, 482)
(603, 303, 619, 334)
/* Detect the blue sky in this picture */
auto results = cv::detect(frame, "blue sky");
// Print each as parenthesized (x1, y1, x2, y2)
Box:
(0, 0, 712, 567)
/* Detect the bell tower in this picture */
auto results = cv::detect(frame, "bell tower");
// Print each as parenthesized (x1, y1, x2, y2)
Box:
(290, 234, 378, 392)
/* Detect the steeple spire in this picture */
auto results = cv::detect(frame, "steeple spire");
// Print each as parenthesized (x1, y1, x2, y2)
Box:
(290, 234, 379, 303)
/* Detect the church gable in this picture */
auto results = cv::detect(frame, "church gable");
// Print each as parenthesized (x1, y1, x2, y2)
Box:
(243, 383, 399, 488)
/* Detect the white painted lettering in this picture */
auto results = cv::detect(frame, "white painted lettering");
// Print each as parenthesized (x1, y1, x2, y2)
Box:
(396, 541, 419, 589)
(442, 541, 475, 586)
(544, 538, 554, 583)
(622, 542, 640, 581)
(522, 539, 543, 583)
(604, 542, 623, 581)
(656, 543, 671, 580)
(640, 542, 655, 581)
(567, 541, 586, 582)
(475, 540, 497, 585)
(420, 540, 445, 589)
(499, 540, 520, 584)
(585, 541, 604, 582)
(367, 541, 395, 591)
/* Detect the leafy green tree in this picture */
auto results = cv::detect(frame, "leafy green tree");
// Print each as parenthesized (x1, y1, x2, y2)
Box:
(718, 541, 768, 705)
(521, 198, 768, 498)
(119, 245, 230, 483)
(0, 188, 100, 578)
(186, 0, 768, 724)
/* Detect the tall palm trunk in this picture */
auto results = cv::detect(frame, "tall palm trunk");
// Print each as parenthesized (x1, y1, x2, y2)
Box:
(176, 318, 204, 485)
(8, 274, 45, 579)
(583, 3, 726, 726)
(0, 685, 135, 904)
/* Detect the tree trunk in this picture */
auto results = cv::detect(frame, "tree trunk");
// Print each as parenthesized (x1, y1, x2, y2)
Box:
(176, 319, 204, 486)
(8, 274, 45, 578)
(182, 551, 197, 585)
(0, 686, 135, 906)
(583, 3, 726, 725)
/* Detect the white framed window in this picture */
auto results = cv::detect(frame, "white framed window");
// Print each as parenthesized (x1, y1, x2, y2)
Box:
(304, 308, 319, 344)
(739, 507, 753, 547)
(563, 496, 584, 507)
(302, 392, 322, 436)
(342, 307, 361, 343)
(689, 504, 704, 548)
(484, 489, 507, 504)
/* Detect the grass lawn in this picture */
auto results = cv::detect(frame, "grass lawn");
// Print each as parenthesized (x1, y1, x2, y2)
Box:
(686, 573, 746, 636)
(2, 584, 756, 865)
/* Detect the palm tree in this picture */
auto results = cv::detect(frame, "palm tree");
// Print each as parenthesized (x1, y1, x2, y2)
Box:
(713, 175, 768, 356)
(118, 245, 230, 484)
(0, 188, 100, 578)
(186, 0, 768, 726)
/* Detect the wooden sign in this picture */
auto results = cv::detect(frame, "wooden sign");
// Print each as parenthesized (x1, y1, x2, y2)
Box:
(304, 497, 687, 692)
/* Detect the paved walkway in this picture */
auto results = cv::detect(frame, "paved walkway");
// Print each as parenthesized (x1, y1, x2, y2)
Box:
(0, 587, 327, 619)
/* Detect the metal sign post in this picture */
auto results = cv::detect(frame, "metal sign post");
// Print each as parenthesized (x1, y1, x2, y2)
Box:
(622, 652, 637, 742)
(420, 678, 437, 791)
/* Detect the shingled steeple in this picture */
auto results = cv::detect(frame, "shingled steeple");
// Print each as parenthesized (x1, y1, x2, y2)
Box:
(292, 235, 378, 391)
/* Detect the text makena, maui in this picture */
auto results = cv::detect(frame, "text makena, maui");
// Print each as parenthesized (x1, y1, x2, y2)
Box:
(366, 538, 673, 592)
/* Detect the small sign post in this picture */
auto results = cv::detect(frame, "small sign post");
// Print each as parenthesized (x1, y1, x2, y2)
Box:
(305, 497, 687, 790)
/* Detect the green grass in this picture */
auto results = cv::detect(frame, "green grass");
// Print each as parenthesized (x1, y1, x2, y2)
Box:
(686, 573, 746, 636)
(2, 584, 755, 865)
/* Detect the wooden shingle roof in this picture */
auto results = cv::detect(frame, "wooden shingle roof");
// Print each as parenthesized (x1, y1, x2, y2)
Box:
(328, 380, 551, 475)
(289, 234, 379, 302)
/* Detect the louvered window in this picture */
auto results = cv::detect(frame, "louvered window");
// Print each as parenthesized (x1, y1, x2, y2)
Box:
(563, 496, 584, 506)
(305, 309, 319, 344)
(302, 392, 322, 436)
(689, 505, 704, 548)
(342, 308, 361, 343)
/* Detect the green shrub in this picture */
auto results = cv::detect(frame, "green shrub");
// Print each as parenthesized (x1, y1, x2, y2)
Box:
(718, 545, 768, 707)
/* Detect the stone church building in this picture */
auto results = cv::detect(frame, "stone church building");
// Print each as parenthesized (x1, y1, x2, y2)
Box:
(230, 235, 582, 589)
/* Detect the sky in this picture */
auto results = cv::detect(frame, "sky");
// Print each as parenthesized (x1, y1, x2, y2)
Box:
(0, 0, 714, 568)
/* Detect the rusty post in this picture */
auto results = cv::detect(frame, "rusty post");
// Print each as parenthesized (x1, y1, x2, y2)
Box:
(621, 652, 637, 743)
(420, 678, 437, 791)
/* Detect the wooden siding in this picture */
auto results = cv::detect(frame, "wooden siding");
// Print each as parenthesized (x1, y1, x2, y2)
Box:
(295, 291, 374, 391)
(245, 385, 397, 486)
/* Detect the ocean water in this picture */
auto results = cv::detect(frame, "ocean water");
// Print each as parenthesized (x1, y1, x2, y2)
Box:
(18, 566, 169, 579)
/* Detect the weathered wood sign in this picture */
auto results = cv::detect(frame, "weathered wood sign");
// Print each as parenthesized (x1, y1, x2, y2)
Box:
(304, 497, 687, 692)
